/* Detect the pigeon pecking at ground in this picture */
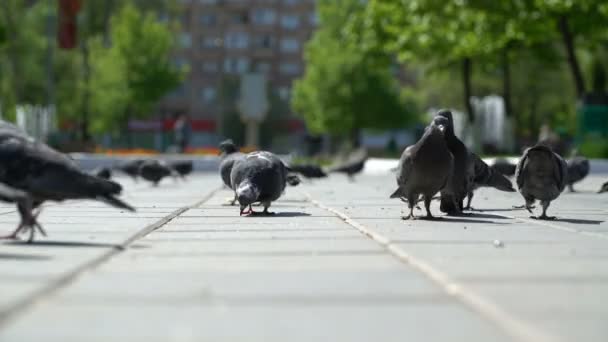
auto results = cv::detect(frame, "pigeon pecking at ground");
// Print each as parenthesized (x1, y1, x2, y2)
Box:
(218, 139, 245, 205)
(0, 122, 135, 242)
(598, 181, 608, 193)
(490, 158, 517, 177)
(288, 164, 327, 179)
(93, 167, 112, 180)
(117, 159, 145, 181)
(565, 156, 590, 192)
(465, 153, 516, 210)
(327, 149, 367, 181)
(390, 120, 453, 220)
(515, 144, 568, 220)
(230, 150, 298, 216)
(433, 110, 470, 215)
(139, 159, 175, 186)
(169, 160, 194, 179)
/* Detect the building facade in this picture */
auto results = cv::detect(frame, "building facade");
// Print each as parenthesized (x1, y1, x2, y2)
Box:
(154, 0, 317, 148)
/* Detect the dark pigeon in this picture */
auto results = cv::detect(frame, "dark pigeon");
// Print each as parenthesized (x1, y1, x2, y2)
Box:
(169, 160, 194, 179)
(139, 159, 174, 186)
(598, 181, 608, 194)
(390, 121, 453, 219)
(218, 139, 244, 205)
(327, 149, 367, 181)
(566, 156, 589, 192)
(289, 164, 327, 179)
(433, 110, 469, 215)
(230, 151, 293, 216)
(94, 167, 112, 180)
(491, 158, 517, 177)
(515, 144, 568, 220)
(286, 173, 301, 186)
(465, 153, 516, 210)
(117, 159, 145, 181)
(0, 126, 135, 242)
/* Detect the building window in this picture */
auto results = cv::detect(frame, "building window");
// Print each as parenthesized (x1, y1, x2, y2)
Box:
(255, 62, 272, 73)
(251, 8, 276, 25)
(231, 11, 249, 24)
(279, 62, 300, 75)
(202, 61, 219, 73)
(200, 13, 217, 26)
(283, 0, 300, 5)
(201, 36, 221, 49)
(173, 57, 189, 69)
(253, 34, 274, 49)
(280, 38, 299, 53)
(224, 57, 250, 74)
(224, 32, 249, 49)
(309, 12, 319, 26)
(281, 14, 299, 29)
(201, 87, 216, 103)
(278, 86, 290, 100)
(179, 33, 192, 48)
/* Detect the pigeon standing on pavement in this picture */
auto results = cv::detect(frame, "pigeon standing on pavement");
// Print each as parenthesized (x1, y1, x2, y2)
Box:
(117, 159, 145, 181)
(390, 120, 453, 219)
(230, 151, 297, 216)
(490, 158, 517, 177)
(515, 144, 568, 220)
(327, 149, 367, 181)
(598, 181, 608, 193)
(139, 159, 174, 186)
(289, 164, 327, 179)
(465, 153, 516, 210)
(169, 160, 194, 179)
(218, 139, 244, 205)
(0, 123, 135, 242)
(565, 156, 590, 192)
(433, 110, 469, 215)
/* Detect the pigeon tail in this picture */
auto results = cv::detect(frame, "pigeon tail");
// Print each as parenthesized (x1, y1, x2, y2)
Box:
(96, 194, 135, 212)
(389, 188, 403, 199)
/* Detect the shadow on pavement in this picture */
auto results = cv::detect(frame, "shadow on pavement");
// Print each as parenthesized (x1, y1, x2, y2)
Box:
(7, 240, 125, 249)
(466, 213, 510, 220)
(556, 218, 604, 225)
(0, 252, 51, 261)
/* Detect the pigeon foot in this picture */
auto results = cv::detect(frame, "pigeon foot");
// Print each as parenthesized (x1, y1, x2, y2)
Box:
(531, 215, 556, 220)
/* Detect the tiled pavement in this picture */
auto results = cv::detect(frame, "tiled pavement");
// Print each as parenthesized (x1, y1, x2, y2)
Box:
(0, 173, 607, 341)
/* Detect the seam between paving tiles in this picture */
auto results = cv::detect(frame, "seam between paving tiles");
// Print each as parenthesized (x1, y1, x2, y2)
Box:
(0, 186, 222, 328)
(303, 191, 560, 342)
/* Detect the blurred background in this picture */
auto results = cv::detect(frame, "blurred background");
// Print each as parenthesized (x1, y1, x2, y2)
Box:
(0, 0, 606, 158)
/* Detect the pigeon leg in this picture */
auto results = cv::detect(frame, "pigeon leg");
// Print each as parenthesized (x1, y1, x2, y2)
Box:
(401, 202, 416, 220)
(534, 201, 556, 220)
(423, 196, 440, 220)
(262, 202, 275, 216)
(464, 191, 474, 210)
(568, 184, 575, 193)
(229, 193, 237, 206)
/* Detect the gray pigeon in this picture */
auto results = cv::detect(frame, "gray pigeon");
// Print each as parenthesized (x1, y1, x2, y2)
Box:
(515, 144, 568, 220)
(0, 126, 135, 242)
(390, 120, 453, 219)
(598, 181, 608, 194)
(230, 151, 295, 216)
(465, 152, 516, 210)
(117, 159, 145, 181)
(218, 139, 244, 205)
(566, 156, 589, 192)
(327, 149, 367, 181)
(433, 110, 469, 215)
(491, 158, 517, 176)
(169, 160, 194, 179)
(139, 159, 174, 186)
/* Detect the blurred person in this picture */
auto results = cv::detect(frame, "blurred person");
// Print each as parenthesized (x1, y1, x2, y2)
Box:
(173, 113, 192, 153)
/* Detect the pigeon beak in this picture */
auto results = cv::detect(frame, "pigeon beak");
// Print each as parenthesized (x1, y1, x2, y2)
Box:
(437, 125, 446, 133)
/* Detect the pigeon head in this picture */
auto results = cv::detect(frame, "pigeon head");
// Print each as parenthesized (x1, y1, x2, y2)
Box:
(219, 140, 238, 154)
(435, 109, 454, 125)
(488, 170, 516, 192)
(431, 116, 452, 136)
(236, 181, 260, 213)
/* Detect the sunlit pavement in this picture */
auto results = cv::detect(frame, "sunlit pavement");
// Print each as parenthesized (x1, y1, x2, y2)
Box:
(0, 172, 607, 342)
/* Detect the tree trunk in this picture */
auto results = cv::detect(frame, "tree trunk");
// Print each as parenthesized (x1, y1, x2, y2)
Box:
(1, 1, 22, 102)
(557, 15, 586, 98)
(80, 40, 91, 142)
(502, 47, 512, 117)
(462, 58, 475, 123)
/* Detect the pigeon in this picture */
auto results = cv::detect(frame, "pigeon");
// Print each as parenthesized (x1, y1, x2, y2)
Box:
(515, 144, 568, 220)
(565, 156, 589, 192)
(219, 139, 244, 205)
(465, 153, 516, 210)
(117, 159, 145, 181)
(286, 173, 301, 186)
(139, 159, 174, 186)
(598, 181, 608, 193)
(390, 120, 453, 219)
(491, 158, 517, 177)
(93, 167, 112, 180)
(169, 160, 194, 179)
(0, 126, 135, 242)
(327, 149, 367, 181)
(433, 110, 469, 215)
(230, 151, 295, 216)
(289, 164, 327, 179)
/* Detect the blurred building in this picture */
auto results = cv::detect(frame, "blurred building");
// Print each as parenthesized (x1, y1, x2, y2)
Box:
(148, 0, 317, 149)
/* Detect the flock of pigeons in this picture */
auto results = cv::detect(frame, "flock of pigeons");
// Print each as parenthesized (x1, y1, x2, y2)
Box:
(390, 109, 601, 220)
(0, 111, 604, 243)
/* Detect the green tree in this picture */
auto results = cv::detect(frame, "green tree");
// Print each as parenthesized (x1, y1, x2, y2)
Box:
(292, 0, 409, 146)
